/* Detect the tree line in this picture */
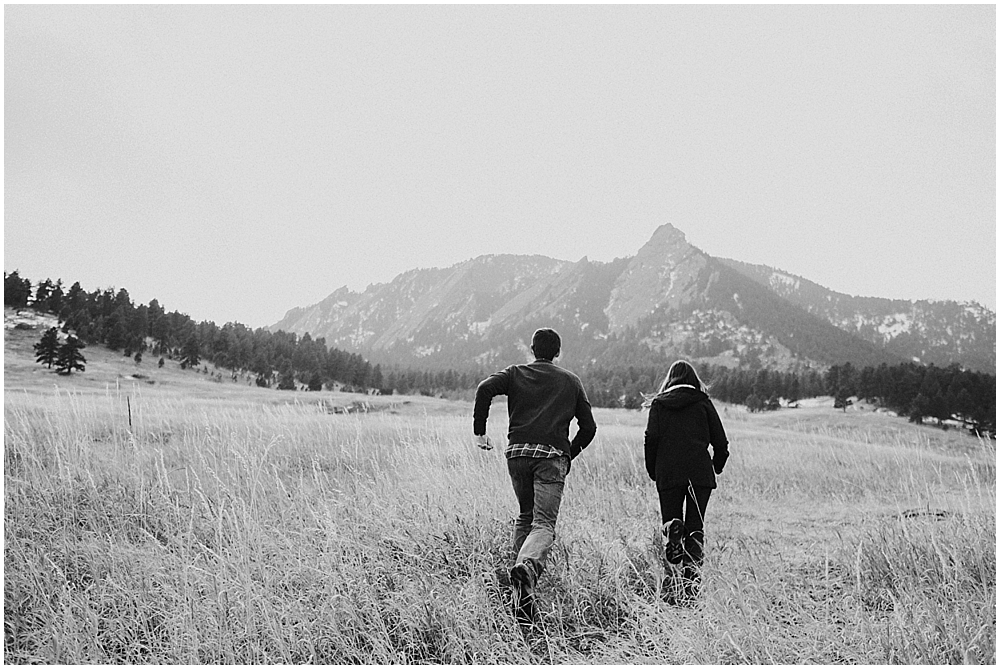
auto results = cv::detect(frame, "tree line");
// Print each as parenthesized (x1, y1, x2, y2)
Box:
(583, 362, 992, 434)
(6, 270, 994, 435)
(823, 361, 995, 434)
(5, 271, 375, 391)
(314, 348, 994, 437)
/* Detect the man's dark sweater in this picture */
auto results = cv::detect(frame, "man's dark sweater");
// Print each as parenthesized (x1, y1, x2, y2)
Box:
(474, 359, 597, 459)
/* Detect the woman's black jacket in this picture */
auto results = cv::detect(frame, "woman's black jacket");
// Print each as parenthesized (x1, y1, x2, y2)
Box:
(644, 385, 729, 490)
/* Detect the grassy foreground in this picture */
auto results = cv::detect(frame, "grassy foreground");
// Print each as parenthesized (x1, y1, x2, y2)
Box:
(3, 338, 996, 663)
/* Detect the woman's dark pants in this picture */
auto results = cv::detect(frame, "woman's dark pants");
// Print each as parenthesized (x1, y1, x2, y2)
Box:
(658, 484, 712, 566)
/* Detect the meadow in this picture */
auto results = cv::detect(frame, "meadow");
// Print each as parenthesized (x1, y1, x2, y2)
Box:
(3, 324, 996, 664)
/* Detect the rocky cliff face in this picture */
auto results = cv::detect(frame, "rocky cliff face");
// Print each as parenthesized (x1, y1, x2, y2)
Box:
(270, 225, 994, 373)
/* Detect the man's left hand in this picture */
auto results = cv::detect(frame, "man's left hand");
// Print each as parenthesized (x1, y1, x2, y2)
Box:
(475, 434, 494, 450)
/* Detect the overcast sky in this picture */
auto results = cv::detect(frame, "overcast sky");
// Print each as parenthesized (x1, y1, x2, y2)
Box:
(5, 5, 995, 327)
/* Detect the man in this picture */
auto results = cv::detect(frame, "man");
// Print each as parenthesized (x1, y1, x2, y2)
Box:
(473, 327, 597, 622)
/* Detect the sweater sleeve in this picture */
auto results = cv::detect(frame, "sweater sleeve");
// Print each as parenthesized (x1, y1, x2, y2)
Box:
(643, 402, 661, 481)
(706, 400, 730, 474)
(473, 368, 510, 435)
(569, 385, 597, 458)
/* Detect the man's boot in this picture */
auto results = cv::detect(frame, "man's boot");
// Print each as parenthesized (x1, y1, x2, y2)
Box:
(510, 561, 537, 624)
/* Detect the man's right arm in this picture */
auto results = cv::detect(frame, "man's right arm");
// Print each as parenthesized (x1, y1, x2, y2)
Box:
(473, 368, 510, 436)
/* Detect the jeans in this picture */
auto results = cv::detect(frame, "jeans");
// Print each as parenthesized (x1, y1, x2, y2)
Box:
(507, 456, 569, 582)
(658, 483, 712, 564)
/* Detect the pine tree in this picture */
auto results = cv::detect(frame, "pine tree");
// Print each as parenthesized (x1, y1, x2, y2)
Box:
(908, 393, 930, 424)
(4, 271, 32, 308)
(834, 387, 852, 412)
(787, 377, 801, 405)
(278, 369, 297, 390)
(33, 327, 61, 368)
(33, 279, 54, 310)
(61, 282, 86, 320)
(180, 334, 200, 369)
(47, 279, 65, 315)
(56, 336, 87, 375)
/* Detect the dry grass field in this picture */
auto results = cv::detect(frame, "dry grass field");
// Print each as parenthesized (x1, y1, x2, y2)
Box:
(4, 321, 996, 664)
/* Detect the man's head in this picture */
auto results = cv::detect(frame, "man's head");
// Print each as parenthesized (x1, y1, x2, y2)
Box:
(531, 328, 561, 361)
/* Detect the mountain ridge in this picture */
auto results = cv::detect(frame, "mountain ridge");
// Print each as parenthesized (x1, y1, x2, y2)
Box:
(718, 258, 995, 372)
(270, 224, 995, 374)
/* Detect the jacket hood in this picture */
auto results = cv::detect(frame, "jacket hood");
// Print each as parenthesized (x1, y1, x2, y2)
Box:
(651, 384, 709, 409)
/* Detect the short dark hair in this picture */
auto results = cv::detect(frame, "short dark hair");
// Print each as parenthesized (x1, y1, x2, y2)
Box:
(531, 328, 561, 361)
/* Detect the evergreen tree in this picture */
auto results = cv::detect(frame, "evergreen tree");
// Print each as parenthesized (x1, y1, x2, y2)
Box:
(180, 334, 200, 369)
(952, 387, 975, 425)
(908, 393, 931, 424)
(62, 282, 86, 320)
(47, 279, 65, 315)
(149, 300, 171, 353)
(34, 327, 61, 368)
(4, 271, 32, 308)
(56, 336, 87, 375)
(928, 391, 951, 424)
(787, 377, 801, 405)
(33, 279, 54, 310)
(278, 369, 297, 390)
(127, 305, 149, 355)
(834, 387, 852, 412)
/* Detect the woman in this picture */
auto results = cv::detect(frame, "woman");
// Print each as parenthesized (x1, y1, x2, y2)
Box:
(643, 360, 729, 603)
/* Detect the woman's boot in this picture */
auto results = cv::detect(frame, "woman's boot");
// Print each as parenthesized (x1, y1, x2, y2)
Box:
(680, 530, 704, 605)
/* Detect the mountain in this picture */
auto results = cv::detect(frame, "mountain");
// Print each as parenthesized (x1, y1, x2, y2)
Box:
(718, 258, 996, 373)
(270, 224, 995, 374)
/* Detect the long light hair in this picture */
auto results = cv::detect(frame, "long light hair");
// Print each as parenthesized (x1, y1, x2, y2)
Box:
(642, 360, 709, 408)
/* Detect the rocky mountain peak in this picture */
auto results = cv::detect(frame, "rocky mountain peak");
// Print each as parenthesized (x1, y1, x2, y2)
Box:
(604, 223, 708, 332)
(645, 222, 688, 247)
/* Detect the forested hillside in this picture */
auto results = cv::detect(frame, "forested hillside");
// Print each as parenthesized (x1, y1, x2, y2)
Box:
(4, 271, 377, 391)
